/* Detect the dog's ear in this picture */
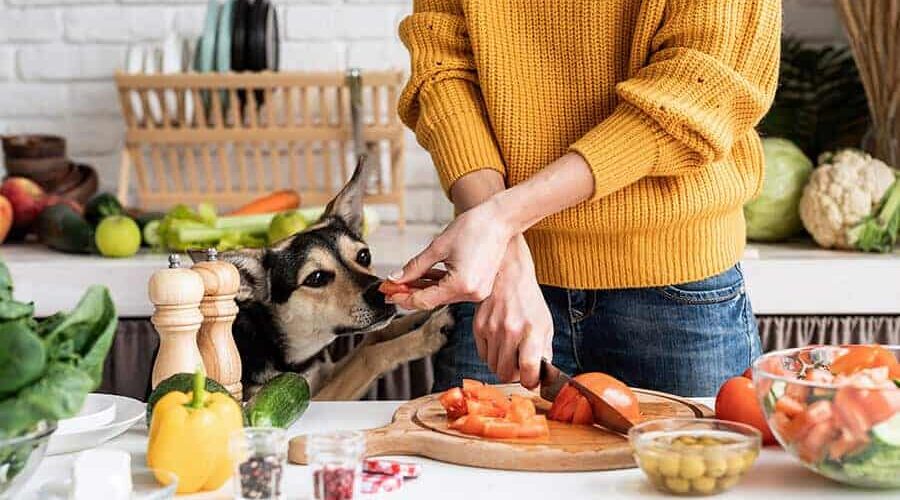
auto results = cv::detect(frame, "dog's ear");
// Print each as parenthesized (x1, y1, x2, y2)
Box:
(321, 155, 370, 235)
(218, 248, 270, 302)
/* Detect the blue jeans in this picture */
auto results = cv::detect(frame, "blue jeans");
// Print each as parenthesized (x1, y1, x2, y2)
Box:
(432, 265, 761, 397)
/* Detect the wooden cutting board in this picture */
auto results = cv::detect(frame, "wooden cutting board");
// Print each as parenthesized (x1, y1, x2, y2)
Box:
(288, 385, 712, 472)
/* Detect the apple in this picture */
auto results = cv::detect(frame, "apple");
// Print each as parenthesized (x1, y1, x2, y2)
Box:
(0, 195, 12, 243)
(0, 177, 46, 231)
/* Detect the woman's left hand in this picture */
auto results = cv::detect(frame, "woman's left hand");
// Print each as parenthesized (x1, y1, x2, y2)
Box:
(388, 197, 516, 310)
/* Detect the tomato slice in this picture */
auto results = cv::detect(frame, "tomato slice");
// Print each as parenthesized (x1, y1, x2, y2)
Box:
(377, 281, 411, 297)
(449, 415, 468, 431)
(466, 399, 506, 418)
(797, 419, 836, 463)
(439, 388, 468, 420)
(890, 363, 900, 381)
(507, 395, 537, 423)
(572, 396, 594, 426)
(460, 414, 489, 436)
(834, 388, 870, 439)
(774, 395, 805, 418)
(516, 415, 550, 438)
(831, 345, 897, 376)
(847, 387, 900, 427)
(482, 419, 519, 439)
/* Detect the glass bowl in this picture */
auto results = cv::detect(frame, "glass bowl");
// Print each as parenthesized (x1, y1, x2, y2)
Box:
(0, 421, 56, 499)
(753, 345, 900, 488)
(39, 467, 178, 499)
(629, 418, 761, 496)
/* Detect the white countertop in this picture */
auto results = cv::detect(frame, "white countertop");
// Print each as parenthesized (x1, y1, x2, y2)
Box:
(2, 227, 898, 317)
(19, 399, 891, 500)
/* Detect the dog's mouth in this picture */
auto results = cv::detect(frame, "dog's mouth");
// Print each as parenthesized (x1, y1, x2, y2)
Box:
(333, 311, 396, 337)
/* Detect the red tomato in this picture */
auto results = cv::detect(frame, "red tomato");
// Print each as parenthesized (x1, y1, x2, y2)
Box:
(439, 388, 467, 420)
(460, 414, 489, 436)
(774, 395, 805, 418)
(571, 396, 594, 426)
(797, 419, 837, 463)
(517, 415, 550, 438)
(742, 367, 753, 379)
(377, 281, 411, 297)
(834, 387, 872, 439)
(482, 420, 519, 439)
(715, 376, 776, 446)
(547, 385, 578, 422)
(507, 396, 536, 424)
(470, 385, 508, 404)
(466, 399, 506, 418)
(573, 372, 640, 422)
(846, 387, 900, 427)
(831, 345, 898, 375)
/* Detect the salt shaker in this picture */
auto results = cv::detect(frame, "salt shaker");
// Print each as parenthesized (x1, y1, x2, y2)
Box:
(193, 248, 243, 400)
(148, 254, 205, 389)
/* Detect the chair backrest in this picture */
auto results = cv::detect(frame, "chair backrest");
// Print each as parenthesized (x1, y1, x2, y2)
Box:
(114, 70, 406, 226)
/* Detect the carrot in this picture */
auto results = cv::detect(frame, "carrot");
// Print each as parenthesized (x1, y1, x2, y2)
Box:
(229, 190, 300, 216)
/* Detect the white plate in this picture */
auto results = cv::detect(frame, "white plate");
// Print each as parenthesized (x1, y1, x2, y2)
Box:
(125, 45, 145, 122)
(47, 395, 144, 456)
(39, 467, 177, 500)
(143, 47, 164, 125)
(161, 33, 182, 121)
(55, 394, 116, 436)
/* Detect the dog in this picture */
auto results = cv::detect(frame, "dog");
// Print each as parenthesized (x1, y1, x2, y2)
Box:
(196, 158, 452, 400)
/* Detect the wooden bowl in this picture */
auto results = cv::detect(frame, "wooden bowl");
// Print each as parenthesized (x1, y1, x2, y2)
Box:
(4, 157, 71, 184)
(54, 163, 99, 205)
(2, 134, 66, 159)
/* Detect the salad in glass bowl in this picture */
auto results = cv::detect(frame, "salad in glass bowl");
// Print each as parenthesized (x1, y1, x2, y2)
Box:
(752, 345, 900, 488)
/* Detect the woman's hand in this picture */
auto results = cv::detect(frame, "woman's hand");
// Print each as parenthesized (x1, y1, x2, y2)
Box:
(388, 197, 516, 310)
(473, 235, 553, 389)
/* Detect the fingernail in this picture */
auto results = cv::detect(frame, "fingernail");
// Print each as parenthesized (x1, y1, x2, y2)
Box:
(388, 270, 403, 281)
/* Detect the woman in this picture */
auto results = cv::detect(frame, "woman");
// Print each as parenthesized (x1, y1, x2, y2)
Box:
(389, 0, 781, 396)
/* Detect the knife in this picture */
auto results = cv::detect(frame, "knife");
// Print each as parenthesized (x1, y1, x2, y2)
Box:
(539, 357, 636, 434)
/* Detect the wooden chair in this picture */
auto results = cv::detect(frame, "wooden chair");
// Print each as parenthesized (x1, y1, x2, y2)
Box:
(114, 70, 406, 227)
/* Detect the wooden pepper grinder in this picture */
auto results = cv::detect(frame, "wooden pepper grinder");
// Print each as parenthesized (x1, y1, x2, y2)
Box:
(192, 248, 243, 400)
(149, 254, 205, 389)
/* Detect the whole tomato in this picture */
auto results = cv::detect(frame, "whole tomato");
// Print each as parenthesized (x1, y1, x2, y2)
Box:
(715, 376, 777, 446)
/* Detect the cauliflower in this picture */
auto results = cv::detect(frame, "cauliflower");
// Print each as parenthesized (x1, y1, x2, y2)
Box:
(799, 149, 900, 252)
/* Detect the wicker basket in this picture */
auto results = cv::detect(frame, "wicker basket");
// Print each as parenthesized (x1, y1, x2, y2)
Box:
(114, 70, 406, 227)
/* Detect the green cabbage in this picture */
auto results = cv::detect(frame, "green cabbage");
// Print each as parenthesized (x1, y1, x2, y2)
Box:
(744, 138, 814, 241)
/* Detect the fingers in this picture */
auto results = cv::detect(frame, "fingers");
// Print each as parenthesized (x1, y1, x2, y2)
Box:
(496, 328, 521, 383)
(518, 328, 547, 389)
(391, 241, 445, 283)
(473, 304, 489, 361)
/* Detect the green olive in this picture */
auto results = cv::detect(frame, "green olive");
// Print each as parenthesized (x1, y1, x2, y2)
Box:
(665, 477, 691, 494)
(725, 454, 745, 476)
(704, 456, 728, 478)
(679, 455, 706, 479)
(639, 453, 660, 475)
(692, 476, 717, 494)
(718, 475, 741, 490)
(659, 453, 681, 477)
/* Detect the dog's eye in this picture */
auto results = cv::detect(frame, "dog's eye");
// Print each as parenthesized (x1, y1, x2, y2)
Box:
(356, 248, 371, 267)
(302, 270, 334, 288)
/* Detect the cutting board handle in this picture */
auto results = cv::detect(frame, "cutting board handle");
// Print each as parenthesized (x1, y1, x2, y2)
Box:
(288, 424, 423, 464)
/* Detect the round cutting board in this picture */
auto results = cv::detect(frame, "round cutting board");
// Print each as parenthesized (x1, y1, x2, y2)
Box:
(289, 385, 712, 472)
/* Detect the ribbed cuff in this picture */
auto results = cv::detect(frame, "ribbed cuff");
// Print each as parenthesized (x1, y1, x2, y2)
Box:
(570, 103, 696, 202)
(415, 78, 506, 195)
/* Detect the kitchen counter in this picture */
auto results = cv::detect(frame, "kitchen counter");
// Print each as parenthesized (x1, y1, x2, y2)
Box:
(2, 227, 898, 317)
(19, 399, 890, 499)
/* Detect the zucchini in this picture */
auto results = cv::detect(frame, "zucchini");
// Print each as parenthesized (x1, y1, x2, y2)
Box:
(35, 204, 94, 254)
(84, 193, 124, 227)
(873, 414, 900, 447)
(243, 373, 310, 428)
(146, 372, 234, 425)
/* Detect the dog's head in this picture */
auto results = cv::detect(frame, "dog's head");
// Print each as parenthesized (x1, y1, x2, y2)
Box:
(214, 157, 396, 363)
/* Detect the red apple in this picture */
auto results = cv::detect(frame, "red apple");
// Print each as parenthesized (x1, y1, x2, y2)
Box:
(0, 195, 12, 243)
(0, 177, 46, 231)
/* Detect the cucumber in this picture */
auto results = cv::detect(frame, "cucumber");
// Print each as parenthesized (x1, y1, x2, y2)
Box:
(243, 373, 310, 428)
(873, 413, 900, 447)
(84, 193, 124, 227)
(35, 204, 95, 254)
(142, 219, 162, 247)
(146, 372, 234, 426)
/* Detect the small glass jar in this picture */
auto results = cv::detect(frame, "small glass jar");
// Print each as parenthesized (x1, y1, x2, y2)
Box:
(230, 427, 288, 500)
(307, 431, 365, 500)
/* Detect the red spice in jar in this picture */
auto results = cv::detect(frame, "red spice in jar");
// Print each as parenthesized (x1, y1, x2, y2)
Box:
(313, 467, 357, 500)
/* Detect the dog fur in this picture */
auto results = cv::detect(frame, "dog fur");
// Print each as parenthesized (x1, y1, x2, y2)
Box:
(199, 158, 452, 400)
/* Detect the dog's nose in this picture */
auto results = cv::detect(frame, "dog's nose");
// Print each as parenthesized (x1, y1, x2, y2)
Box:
(364, 281, 389, 308)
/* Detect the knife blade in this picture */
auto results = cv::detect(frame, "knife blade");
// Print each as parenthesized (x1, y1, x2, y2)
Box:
(539, 358, 636, 434)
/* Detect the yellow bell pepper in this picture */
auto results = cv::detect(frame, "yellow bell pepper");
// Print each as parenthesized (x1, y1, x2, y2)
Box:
(147, 369, 243, 494)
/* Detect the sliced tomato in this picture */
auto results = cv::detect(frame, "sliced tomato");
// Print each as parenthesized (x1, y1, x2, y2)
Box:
(834, 387, 872, 438)
(439, 388, 467, 420)
(775, 395, 805, 418)
(890, 363, 900, 381)
(466, 399, 506, 418)
(378, 281, 411, 296)
(828, 430, 869, 461)
(797, 419, 837, 463)
(470, 385, 507, 403)
(482, 419, 519, 439)
(572, 372, 640, 422)
(459, 414, 489, 436)
(784, 382, 810, 403)
(507, 395, 536, 424)
(449, 415, 468, 431)
(770, 410, 791, 438)
(517, 415, 550, 438)
(461, 379, 484, 395)
(571, 396, 594, 426)
(548, 385, 579, 422)
(831, 345, 897, 376)
(848, 388, 900, 427)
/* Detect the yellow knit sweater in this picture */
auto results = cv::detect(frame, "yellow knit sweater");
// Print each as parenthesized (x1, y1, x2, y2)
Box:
(398, 0, 781, 289)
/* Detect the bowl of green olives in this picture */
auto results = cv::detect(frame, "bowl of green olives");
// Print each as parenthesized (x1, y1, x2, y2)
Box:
(629, 418, 761, 496)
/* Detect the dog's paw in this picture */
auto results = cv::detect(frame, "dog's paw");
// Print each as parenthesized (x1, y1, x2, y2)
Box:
(422, 307, 454, 348)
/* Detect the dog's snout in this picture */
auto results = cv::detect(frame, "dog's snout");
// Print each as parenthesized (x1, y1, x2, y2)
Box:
(364, 281, 389, 308)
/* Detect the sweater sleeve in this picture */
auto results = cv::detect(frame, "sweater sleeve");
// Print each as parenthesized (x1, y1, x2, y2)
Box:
(397, 0, 506, 195)
(570, 0, 781, 202)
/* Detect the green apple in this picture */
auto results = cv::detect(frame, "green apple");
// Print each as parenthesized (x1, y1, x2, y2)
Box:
(267, 211, 308, 244)
(95, 216, 141, 258)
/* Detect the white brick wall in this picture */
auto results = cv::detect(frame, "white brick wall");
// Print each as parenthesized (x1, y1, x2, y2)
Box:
(0, 0, 848, 225)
